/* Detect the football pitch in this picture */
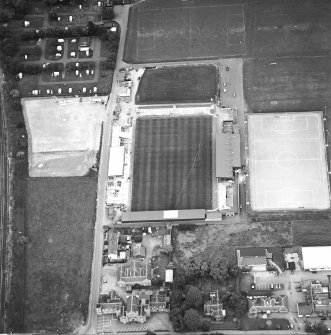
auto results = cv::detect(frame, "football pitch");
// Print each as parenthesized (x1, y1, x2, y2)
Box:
(248, 112, 330, 211)
(124, 0, 246, 63)
(131, 115, 213, 211)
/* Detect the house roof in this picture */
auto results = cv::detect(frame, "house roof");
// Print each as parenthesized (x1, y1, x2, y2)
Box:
(249, 295, 288, 313)
(239, 247, 266, 257)
(132, 244, 146, 258)
(127, 294, 139, 313)
(241, 256, 267, 266)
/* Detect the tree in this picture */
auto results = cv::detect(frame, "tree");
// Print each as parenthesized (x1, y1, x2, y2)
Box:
(48, 11, 58, 22)
(3, 42, 17, 57)
(222, 293, 247, 317)
(209, 256, 229, 281)
(304, 320, 314, 332)
(9, 89, 20, 98)
(183, 308, 201, 331)
(87, 21, 96, 36)
(314, 321, 329, 335)
(102, 7, 114, 20)
(200, 320, 211, 332)
(185, 285, 202, 308)
(0, 9, 9, 23)
(228, 265, 242, 278)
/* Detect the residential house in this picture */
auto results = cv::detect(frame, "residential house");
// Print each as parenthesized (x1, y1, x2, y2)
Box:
(248, 295, 289, 314)
(204, 291, 226, 321)
(119, 292, 146, 324)
(96, 290, 123, 317)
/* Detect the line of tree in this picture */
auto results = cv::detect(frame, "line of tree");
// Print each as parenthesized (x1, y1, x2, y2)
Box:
(176, 254, 242, 284)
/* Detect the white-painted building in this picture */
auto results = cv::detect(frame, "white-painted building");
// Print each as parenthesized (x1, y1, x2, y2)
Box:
(302, 246, 331, 271)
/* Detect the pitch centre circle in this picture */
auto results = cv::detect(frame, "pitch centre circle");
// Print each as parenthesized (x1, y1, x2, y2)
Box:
(275, 151, 298, 169)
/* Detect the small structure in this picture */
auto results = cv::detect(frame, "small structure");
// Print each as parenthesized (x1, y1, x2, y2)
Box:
(131, 244, 146, 259)
(24, 20, 30, 27)
(69, 15, 73, 22)
(58, 88, 62, 94)
(237, 248, 267, 271)
(165, 269, 173, 283)
(68, 87, 72, 93)
(57, 45, 62, 51)
(70, 51, 76, 58)
(204, 291, 226, 321)
(58, 38, 64, 43)
(80, 36, 91, 47)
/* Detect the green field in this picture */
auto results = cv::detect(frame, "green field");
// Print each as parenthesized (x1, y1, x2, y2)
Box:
(24, 177, 97, 333)
(124, 0, 245, 63)
(292, 220, 331, 246)
(245, 0, 331, 57)
(135, 65, 218, 104)
(243, 56, 331, 112)
(131, 115, 213, 211)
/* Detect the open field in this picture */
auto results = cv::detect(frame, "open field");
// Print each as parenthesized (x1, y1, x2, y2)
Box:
(248, 113, 330, 211)
(292, 220, 331, 246)
(243, 56, 331, 112)
(22, 97, 106, 177)
(173, 221, 292, 265)
(131, 115, 213, 211)
(135, 65, 218, 105)
(124, 0, 245, 63)
(25, 177, 97, 333)
(245, 0, 331, 57)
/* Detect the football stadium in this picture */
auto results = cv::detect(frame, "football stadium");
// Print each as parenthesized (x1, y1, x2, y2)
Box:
(113, 104, 243, 224)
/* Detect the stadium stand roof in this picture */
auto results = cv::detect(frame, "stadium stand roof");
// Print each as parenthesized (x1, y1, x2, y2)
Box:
(121, 209, 206, 223)
(108, 146, 125, 177)
(216, 131, 241, 178)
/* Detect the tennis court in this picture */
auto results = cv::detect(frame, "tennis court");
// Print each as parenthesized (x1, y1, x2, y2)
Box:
(248, 112, 330, 211)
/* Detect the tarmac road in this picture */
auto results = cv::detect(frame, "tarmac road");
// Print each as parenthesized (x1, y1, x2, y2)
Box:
(80, 4, 130, 335)
(0, 68, 9, 332)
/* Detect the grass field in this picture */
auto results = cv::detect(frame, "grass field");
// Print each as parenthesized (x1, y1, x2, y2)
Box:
(173, 221, 292, 265)
(135, 65, 218, 105)
(24, 177, 97, 333)
(131, 115, 213, 211)
(292, 220, 331, 246)
(245, 0, 331, 57)
(124, 0, 245, 63)
(243, 56, 331, 113)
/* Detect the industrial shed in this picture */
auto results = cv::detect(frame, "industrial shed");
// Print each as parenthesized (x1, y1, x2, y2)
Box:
(216, 131, 241, 179)
(302, 246, 331, 271)
(108, 146, 125, 177)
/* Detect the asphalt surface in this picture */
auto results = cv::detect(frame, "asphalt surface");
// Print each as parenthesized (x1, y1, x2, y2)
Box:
(0, 69, 9, 332)
(80, 4, 130, 335)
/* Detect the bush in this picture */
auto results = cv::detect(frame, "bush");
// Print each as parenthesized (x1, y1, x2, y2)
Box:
(185, 286, 202, 308)
(176, 223, 196, 231)
(184, 309, 201, 331)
